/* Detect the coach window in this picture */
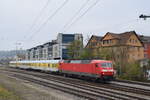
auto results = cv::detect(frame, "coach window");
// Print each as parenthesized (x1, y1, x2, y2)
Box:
(48, 64, 50, 67)
(51, 64, 53, 67)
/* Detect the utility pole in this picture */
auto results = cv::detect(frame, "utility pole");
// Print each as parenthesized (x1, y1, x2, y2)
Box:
(15, 42, 21, 62)
(139, 14, 150, 20)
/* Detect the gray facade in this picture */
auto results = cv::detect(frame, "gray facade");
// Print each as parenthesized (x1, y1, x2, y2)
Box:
(36, 45, 43, 60)
(25, 33, 83, 60)
(42, 41, 56, 60)
(52, 33, 83, 59)
(28, 47, 36, 60)
(52, 44, 60, 59)
(25, 49, 31, 60)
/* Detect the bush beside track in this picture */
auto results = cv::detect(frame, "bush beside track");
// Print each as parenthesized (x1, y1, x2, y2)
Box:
(0, 85, 21, 100)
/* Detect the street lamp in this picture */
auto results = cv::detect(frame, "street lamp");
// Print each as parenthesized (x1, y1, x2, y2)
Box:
(15, 42, 21, 61)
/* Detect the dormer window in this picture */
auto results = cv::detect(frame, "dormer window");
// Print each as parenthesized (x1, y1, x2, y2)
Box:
(103, 40, 111, 44)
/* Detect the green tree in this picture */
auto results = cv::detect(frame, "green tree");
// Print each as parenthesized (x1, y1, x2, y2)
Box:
(67, 40, 83, 59)
(121, 62, 144, 81)
(80, 48, 94, 59)
(98, 47, 114, 60)
(97, 46, 129, 76)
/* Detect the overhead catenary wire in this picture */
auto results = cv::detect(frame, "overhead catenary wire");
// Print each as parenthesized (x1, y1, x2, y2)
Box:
(28, 0, 69, 42)
(118, 19, 140, 30)
(24, 0, 51, 40)
(63, 0, 100, 32)
(61, 0, 90, 32)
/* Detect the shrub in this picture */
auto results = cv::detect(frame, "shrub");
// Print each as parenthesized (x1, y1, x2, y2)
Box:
(119, 62, 146, 81)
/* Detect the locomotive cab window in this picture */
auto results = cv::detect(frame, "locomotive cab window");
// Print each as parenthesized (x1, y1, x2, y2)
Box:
(95, 63, 98, 67)
(101, 63, 112, 68)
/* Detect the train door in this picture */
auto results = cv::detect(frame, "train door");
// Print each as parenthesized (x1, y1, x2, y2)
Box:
(95, 63, 101, 75)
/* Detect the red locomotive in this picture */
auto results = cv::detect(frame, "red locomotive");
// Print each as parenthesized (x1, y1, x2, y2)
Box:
(59, 60, 114, 81)
(10, 59, 114, 82)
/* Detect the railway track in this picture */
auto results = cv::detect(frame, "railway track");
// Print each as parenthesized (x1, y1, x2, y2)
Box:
(1, 67, 150, 100)
(6, 67, 150, 96)
(114, 79, 150, 87)
(12, 74, 108, 100)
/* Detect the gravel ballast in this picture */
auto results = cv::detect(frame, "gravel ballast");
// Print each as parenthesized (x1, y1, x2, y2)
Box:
(0, 67, 85, 100)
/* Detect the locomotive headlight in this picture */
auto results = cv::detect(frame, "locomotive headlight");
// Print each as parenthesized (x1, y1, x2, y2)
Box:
(102, 69, 108, 72)
(102, 69, 114, 72)
(109, 69, 114, 72)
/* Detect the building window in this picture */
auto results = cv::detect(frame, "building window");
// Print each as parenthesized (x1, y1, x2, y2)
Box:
(103, 40, 105, 44)
(110, 40, 112, 44)
(97, 42, 99, 45)
(129, 39, 132, 43)
(62, 34, 74, 43)
(106, 40, 109, 44)
(108, 40, 110, 44)
(144, 54, 147, 58)
(62, 49, 68, 59)
(103, 40, 113, 44)
(133, 39, 135, 43)
(55, 46, 57, 51)
(137, 47, 140, 51)
(55, 53, 57, 57)
(144, 44, 147, 50)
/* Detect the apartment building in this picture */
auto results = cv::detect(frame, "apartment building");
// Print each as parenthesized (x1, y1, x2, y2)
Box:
(42, 41, 56, 60)
(52, 33, 83, 59)
(101, 31, 144, 62)
(86, 35, 102, 49)
(139, 35, 150, 59)
(86, 31, 144, 62)
(85, 35, 102, 57)
(25, 33, 83, 60)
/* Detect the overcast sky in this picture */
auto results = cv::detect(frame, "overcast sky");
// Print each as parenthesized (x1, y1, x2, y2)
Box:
(0, 0, 150, 50)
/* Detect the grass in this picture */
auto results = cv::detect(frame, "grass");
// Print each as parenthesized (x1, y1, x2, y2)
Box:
(0, 85, 21, 100)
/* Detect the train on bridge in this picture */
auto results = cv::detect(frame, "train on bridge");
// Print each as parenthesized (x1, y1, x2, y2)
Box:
(10, 60, 114, 82)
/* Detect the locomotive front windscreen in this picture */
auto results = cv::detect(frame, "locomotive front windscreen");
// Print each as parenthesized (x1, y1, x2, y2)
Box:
(101, 63, 112, 68)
